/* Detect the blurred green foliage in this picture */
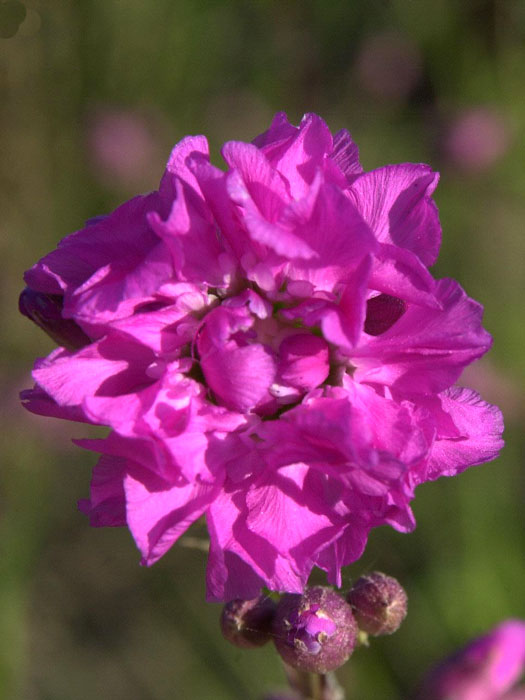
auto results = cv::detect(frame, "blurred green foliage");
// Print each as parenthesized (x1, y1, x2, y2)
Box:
(2, 1, 524, 698)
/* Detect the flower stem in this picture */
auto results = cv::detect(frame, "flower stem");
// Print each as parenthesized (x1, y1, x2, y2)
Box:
(283, 664, 345, 700)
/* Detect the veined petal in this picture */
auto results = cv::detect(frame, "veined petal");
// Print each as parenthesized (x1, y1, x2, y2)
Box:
(159, 134, 210, 199)
(125, 468, 221, 566)
(32, 337, 154, 408)
(425, 386, 504, 479)
(348, 163, 441, 266)
(330, 128, 363, 182)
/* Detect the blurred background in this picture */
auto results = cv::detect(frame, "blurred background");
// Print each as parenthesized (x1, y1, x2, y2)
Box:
(1, 1, 524, 698)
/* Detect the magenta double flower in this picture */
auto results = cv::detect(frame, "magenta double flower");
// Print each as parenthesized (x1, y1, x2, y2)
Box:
(20, 113, 503, 601)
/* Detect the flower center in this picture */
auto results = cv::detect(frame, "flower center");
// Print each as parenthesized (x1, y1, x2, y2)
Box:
(285, 604, 337, 654)
(193, 287, 336, 415)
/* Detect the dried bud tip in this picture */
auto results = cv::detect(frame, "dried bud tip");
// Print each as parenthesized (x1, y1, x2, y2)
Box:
(272, 586, 358, 674)
(346, 571, 407, 636)
(220, 595, 277, 649)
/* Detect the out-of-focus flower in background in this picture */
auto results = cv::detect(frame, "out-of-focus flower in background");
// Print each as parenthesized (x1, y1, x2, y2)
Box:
(85, 106, 167, 191)
(416, 620, 525, 700)
(441, 107, 511, 174)
(355, 31, 423, 102)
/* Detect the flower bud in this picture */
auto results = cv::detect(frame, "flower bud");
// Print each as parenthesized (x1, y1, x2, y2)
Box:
(19, 288, 90, 351)
(346, 572, 407, 636)
(220, 595, 277, 649)
(273, 586, 358, 674)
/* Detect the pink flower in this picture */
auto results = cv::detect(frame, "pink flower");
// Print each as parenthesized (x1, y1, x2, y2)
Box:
(20, 112, 504, 601)
(416, 620, 525, 700)
(443, 107, 510, 174)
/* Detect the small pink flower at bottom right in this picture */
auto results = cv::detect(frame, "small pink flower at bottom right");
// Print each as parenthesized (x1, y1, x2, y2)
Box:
(416, 620, 525, 700)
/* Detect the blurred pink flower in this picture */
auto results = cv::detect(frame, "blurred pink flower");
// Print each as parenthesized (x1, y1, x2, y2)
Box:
(20, 112, 503, 601)
(85, 106, 165, 189)
(417, 620, 525, 700)
(355, 31, 423, 101)
(443, 107, 510, 173)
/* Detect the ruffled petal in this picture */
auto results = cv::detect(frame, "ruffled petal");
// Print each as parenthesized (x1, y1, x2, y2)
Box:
(125, 467, 221, 566)
(330, 129, 363, 181)
(32, 338, 154, 408)
(352, 278, 492, 393)
(257, 112, 334, 199)
(426, 386, 504, 479)
(348, 163, 441, 266)
(149, 178, 234, 286)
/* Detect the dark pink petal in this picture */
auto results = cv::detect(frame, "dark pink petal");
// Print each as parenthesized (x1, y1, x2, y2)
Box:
(259, 390, 422, 492)
(85, 373, 246, 484)
(227, 167, 316, 261)
(368, 243, 440, 308)
(259, 113, 334, 199)
(426, 386, 504, 479)
(222, 141, 289, 220)
(125, 468, 221, 566)
(32, 337, 154, 408)
(252, 111, 298, 150)
(330, 129, 363, 182)
(198, 306, 276, 412)
(244, 465, 344, 573)
(202, 340, 276, 413)
(148, 178, 234, 286)
(20, 385, 90, 423)
(78, 454, 126, 527)
(341, 380, 430, 466)
(187, 153, 254, 264)
(25, 193, 173, 326)
(348, 164, 441, 266)
(277, 333, 330, 391)
(315, 522, 370, 588)
(67, 239, 173, 325)
(19, 111, 505, 603)
(159, 134, 209, 199)
(19, 288, 91, 350)
(76, 432, 161, 475)
(284, 174, 376, 265)
(82, 383, 162, 439)
(317, 256, 372, 349)
(256, 396, 357, 473)
(109, 293, 205, 355)
(206, 539, 268, 603)
(280, 177, 376, 291)
(205, 488, 308, 602)
(353, 278, 492, 393)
